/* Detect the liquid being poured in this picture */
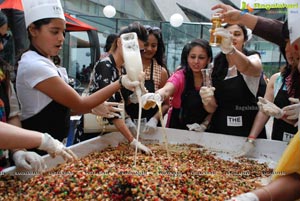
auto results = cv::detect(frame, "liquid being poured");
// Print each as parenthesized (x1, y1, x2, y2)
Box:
(156, 100, 169, 159)
(120, 32, 144, 166)
(143, 96, 169, 158)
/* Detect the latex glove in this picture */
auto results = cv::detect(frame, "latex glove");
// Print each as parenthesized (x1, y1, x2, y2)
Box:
(12, 150, 46, 172)
(141, 93, 163, 110)
(38, 133, 77, 162)
(120, 74, 140, 91)
(139, 72, 148, 95)
(143, 117, 158, 134)
(91, 102, 123, 118)
(226, 192, 259, 201)
(125, 118, 137, 137)
(130, 139, 152, 154)
(186, 123, 207, 132)
(235, 138, 255, 157)
(214, 27, 234, 54)
(257, 97, 284, 119)
(129, 93, 139, 104)
(199, 86, 215, 105)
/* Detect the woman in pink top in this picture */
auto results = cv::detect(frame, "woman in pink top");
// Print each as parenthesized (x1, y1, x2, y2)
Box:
(156, 39, 214, 131)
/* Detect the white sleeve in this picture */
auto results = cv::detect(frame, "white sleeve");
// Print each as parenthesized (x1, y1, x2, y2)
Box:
(8, 81, 20, 118)
(22, 59, 58, 88)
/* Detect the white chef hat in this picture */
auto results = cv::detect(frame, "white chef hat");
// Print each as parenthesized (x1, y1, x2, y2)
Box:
(22, 0, 65, 28)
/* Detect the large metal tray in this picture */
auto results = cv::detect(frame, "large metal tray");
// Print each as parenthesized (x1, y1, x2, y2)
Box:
(3, 128, 287, 179)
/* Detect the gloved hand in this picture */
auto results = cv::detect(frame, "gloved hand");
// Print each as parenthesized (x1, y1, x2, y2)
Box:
(12, 150, 46, 172)
(226, 192, 259, 201)
(38, 133, 77, 162)
(214, 27, 234, 54)
(186, 123, 207, 132)
(235, 138, 255, 157)
(125, 118, 137, 137)
(119, 74, 140, 91)
(199, 86, 215, 105)
(257, 97, 284, 119)
(91, 102, 123, 118)
(283, 97, 300, 120)
(143, 117, 158, 134)
(130, 139, 152, 154)
(129, 93, 139, 104)
(141, 93, 163, 110)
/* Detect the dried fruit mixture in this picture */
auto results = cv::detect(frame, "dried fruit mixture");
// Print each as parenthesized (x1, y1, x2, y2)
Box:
(0, 143, 272, 201)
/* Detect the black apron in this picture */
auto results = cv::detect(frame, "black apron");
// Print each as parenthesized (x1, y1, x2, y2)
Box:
(208, 73, 267, 138)
(125, 61, 159, 122)
(272, 83, 297, 141)
(22, 101, 70, 155)
(168, 87, 208, 130)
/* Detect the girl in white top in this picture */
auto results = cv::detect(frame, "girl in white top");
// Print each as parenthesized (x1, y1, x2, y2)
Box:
(16, 0, 140, 154)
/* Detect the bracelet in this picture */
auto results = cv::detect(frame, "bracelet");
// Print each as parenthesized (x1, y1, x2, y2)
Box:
(261, 187, 273, 201)
(246, 137, 255, 143)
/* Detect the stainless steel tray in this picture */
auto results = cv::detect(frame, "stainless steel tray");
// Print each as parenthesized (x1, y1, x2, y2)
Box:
(3, 128, 287, 179)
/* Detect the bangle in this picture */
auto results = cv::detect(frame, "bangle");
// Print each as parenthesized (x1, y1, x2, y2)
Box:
(202, 120, 210, 127)
(261, 187, 273, 201)
(246, 138, 255, 143)
(227, 47, 236, 55)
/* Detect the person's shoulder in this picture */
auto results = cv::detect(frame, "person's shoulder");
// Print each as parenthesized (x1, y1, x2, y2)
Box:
(270, 72, 280, 80)
(268, 72, 281, 84)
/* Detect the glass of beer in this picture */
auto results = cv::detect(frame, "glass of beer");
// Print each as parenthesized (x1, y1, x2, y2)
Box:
(209, 13, 222, 46)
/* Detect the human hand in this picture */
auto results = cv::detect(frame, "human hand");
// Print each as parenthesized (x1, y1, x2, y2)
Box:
(282, 98, 300, 128)
(283, 98, 300, 120)
(235, 138, 255, 157)
(38, 133, 77, 162)
(199, 86, 215, 105)
(130, 139, 152, 154)
(214, 27, 234, 54)
(143, 117, 158, 134)
(141, 93, 163, 110)
(129, 93, 139, 104)
(125, 118, 137, 137)
(13, 150, 46, 172)
(91, 102, 123, 118)
(226, 192, 259, 201)
(186, 123, 207, 132)
(119, 74, 140, 91)
(257, 97, 284, 119)
(211, 4, 242, 25)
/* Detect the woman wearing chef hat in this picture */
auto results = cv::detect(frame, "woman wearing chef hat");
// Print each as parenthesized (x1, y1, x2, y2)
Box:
(16, 0, 141, 155)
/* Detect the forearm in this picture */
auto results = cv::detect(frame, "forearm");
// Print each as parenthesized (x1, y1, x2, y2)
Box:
(252, 16, 285, 47)
(113, 118, 134, 142)
(253, 173, 300, 201)
(203, 97, 217, 113)
(82, 81, 121, 113)
(226, 49, 261, 76)
(202, 114, 213, 127)
(0, 122, 42, 149)
(238, 13, 258, 30)
(248, 111, 269, 139)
